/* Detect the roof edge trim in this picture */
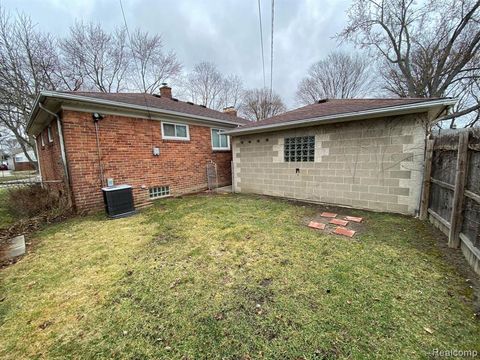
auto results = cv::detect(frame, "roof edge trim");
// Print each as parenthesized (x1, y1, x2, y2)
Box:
(223, 98, 457, 135)
(27, 91, 245, 134)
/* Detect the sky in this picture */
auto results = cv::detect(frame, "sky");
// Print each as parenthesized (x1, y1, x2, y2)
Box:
(2, 0, 353, 108)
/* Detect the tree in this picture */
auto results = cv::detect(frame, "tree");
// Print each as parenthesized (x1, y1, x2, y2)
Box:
(129, 29, 182, 93)
(339, 0, 480, 128)
(296, 52, 374, 105)
(0, 8, 62, 167)
(0, 9, 182, 169)
(60, 22, 130, 92)
(183, 62, 243, 110)
(239, 88, 286, 121)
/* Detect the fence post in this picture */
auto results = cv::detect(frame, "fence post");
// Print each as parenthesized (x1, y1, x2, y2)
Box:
(448, 131, 469, 248)
(420, 138, 435, 220)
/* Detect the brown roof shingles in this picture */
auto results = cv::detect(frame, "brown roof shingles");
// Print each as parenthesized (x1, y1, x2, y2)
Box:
(63, 91, 250, 125)
(236, 98, 446, 129)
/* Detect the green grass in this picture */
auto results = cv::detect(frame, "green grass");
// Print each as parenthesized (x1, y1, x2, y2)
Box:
(0, 194, 478, 359)
(0, 171, 36, 184)
(0, 189, 14, 227)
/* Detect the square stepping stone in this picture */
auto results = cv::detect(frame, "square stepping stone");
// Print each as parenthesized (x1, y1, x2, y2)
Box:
(345, 216, 363, 223)
(308, 221, 326, 230)
(334, 227, 356, 238)
(321, 212, 337, 218)
(329, 218, 348, 226)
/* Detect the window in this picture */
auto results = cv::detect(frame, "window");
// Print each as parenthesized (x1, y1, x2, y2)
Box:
(211, 129, 230, 150)
(41, 133, 45, 147)
(47, 126, 53, 143)
(284, 136, 315, 162)
(161, 122, 189, 140)
(149, 186, 170, 199)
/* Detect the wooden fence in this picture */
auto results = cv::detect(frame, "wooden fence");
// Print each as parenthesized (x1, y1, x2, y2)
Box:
(420, 128, 480, 275)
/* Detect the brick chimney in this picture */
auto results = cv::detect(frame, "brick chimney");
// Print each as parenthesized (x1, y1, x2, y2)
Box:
(160, 83, 172, 99)
(223, 106, 237, 117)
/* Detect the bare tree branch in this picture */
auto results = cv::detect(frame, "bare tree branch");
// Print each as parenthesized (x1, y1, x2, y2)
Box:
(339, 0, 480, 128)
(239, 88, 286, 121)
(295, 51, 375, 105)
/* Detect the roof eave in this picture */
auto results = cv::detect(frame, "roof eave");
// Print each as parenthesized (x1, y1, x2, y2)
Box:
(27, 91, 246, 135)
(223, 99, 457, 136)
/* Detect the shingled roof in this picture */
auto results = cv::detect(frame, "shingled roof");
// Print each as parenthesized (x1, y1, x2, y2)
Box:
(225, 97, 456, 135)
(243, 98, 448, 128)
(61, 91, 250, 124)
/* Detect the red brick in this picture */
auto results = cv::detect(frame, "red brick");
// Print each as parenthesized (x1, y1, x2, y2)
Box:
(329, 218, 348, 226)
(334, 227, 356, 238)
(37, 110, 233, 213)
(308, 221, 326, 230)
(345, 216, 363, 223)
(321, 212, 337, 218)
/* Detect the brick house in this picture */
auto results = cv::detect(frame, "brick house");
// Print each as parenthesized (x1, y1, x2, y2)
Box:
(8, 149, 37, 171)
(225, 98, 456, 215)
(26, 85, 248, 212)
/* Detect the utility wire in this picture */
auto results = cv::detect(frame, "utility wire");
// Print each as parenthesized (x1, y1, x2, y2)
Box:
(119, 0, 153, 120)
(270, 0, 275, 98)
(257, 0, 266, 88)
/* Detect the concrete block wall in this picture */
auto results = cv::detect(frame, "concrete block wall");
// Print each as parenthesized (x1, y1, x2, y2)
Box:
(232, 114, 427, 215)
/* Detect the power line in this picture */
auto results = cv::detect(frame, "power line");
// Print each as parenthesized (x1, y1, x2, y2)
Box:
(257, 0, 266, 88)
(119, 0, 152, 119)
(270, 0, 275, 97)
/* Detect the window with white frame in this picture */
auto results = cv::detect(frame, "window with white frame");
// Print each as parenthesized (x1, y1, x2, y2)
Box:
(149, 186, 170, 199)
(47, 126, 53, 143)
(211, 129, 230, 150)
(161, 122, 189, 140)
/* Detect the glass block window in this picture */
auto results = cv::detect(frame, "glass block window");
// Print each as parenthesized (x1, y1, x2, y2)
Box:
(149, 186, 170, 199)
(284, 136, 315, 162)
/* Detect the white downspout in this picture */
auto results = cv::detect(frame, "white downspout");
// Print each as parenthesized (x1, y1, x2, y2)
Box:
(34, 137, 43, 186)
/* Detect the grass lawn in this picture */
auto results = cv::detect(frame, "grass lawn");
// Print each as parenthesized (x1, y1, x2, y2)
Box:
(0, 189, 13, 227)
(0, 194, 479, 359)
(0, 171, 36, 184)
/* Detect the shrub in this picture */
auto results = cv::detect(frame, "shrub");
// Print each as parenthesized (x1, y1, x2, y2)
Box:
(5, 185, 66, 218)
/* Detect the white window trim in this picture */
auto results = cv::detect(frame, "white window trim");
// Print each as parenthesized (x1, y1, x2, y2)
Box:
(47, 126, 53, 143)
(211, 128, 230, 150)
(161, 122, 190, 141)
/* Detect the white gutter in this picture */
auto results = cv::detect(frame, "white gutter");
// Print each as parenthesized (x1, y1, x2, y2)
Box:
(223, 98, 458, 135)
(28, 91, 245, 132)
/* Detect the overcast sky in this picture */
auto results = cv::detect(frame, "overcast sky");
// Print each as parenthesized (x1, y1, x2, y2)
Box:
(3, 0, 353, 108)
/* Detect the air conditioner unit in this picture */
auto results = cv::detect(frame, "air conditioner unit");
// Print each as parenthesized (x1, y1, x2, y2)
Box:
(102, 184, 136, 218)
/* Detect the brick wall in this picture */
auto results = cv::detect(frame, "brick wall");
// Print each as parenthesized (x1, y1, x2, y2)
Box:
(13, 161, 37, 171)
(232, 114, 427, 215)
(37, 120, 69, 195)
(60, 110, 232, 212)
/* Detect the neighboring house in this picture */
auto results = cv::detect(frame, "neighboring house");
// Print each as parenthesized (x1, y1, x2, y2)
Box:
(225, 98, 456, 215)
(8, 149, 37, 171)
(26, 85, 248, 212)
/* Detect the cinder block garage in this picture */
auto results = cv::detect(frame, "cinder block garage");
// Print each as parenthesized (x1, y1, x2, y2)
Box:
(225, 98, 456, 215)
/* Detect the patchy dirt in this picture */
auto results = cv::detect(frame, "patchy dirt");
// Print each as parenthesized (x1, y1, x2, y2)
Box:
(284, 195, 480, 316)
(425, 224, 480, 319)
(0, 210, 74, 269)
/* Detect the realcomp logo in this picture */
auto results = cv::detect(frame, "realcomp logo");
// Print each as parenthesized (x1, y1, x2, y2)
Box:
(431, 349, 478, 358)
